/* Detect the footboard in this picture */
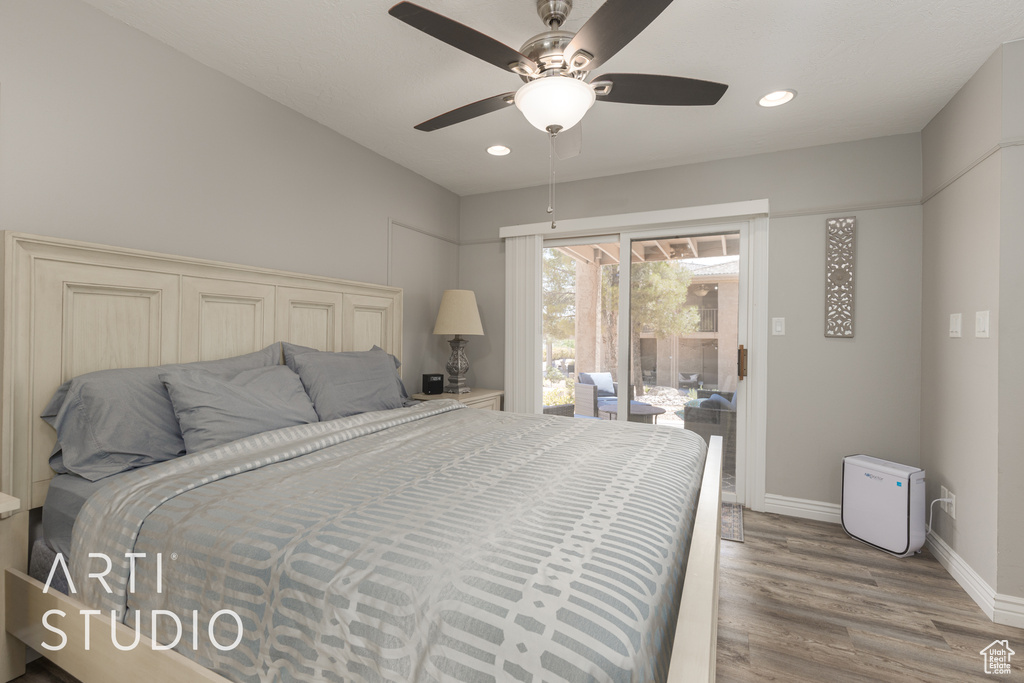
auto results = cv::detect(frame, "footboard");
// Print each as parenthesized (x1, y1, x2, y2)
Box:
(5, 569, 230, 683)
(667, 434, 723, 683)
(1, 495, 28, 682)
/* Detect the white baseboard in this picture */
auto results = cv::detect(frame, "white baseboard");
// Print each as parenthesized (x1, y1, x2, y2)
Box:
(763, 493, 841, 524)
(994, 591, 1024, 629)
(926, 532, 996, 620)
(927, 532, 1024, 628)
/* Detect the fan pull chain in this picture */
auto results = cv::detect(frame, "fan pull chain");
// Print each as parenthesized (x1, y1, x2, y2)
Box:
(546, 125, 561, 229)
(547, 131, 555, 215)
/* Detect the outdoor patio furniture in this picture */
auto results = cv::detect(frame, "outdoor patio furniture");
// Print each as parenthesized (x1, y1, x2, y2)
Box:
(681, 392, 737, 453)
(678, 372, 702, 390)
(597, 402, 666, 424)
(575, 380, 652, 419)
(697, 389, 734, 401)
(542, 403, 575, 417)
(577, 371, 617, 397)
(573, 380, 636, 417)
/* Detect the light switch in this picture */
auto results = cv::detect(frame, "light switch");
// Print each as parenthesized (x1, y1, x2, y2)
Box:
(949, 313, 962, 338)
(976, 310, 990, 338)
(772, 317, 785, 336)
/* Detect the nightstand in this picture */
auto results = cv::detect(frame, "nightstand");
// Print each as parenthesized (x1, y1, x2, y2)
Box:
(1, 492, 27, 680)
(412, 388, 504, 411)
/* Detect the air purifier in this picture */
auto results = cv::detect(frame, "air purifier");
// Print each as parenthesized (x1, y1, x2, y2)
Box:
(841, 454, 926, 557)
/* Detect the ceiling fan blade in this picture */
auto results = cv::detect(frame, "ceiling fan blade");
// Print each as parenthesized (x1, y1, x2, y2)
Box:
(592, 73, 728, 106)
(563, 0, 674, 73)
(389, 2, 538, 75)
(555, 122, 582, 160)
(414, 92, 517, 131)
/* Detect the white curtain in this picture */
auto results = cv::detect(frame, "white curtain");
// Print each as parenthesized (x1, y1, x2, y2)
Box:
(503, 234, 543, 414)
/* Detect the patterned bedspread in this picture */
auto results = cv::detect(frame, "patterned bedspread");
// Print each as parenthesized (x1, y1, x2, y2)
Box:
(71, 400, 708, 682)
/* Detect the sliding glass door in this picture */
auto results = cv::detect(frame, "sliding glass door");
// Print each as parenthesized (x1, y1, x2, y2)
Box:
(541, 239, 619, 419)
(539, 224, 748, 504)
(624, 230, 743, 501)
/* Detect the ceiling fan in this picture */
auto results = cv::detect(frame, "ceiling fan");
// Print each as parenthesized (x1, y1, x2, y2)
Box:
(389, 0, 729, 135)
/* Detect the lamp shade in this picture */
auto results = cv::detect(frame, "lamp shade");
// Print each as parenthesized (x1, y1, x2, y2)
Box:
(514, 76, 596, 133)
(433, 289, 484, 336)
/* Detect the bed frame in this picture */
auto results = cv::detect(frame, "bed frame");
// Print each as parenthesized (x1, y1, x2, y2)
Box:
(1, 232, 721, 682)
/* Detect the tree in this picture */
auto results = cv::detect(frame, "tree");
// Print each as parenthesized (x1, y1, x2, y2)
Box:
(542, 249, 576, 369)
(602, 260, 698, 395)
(600, 266, 619, 375)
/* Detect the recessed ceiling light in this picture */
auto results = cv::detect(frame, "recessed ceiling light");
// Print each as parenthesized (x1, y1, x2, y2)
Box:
(759, 90, 796, 107)
(487, 145, 511, 156)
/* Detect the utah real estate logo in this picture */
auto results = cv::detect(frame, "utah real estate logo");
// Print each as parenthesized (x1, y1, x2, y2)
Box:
(980, 640, 1015, 675)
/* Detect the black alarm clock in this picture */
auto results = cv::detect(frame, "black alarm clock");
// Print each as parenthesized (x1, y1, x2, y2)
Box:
(422, 374, 444, 395)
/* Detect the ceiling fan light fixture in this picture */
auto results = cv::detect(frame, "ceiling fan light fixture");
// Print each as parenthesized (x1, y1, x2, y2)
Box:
(487, 145, 511, 156)
(759, 89, 796, 107)
(514, 76, 596, 133)
(567, 49, 593, 71)
(509, 62, 535, 77)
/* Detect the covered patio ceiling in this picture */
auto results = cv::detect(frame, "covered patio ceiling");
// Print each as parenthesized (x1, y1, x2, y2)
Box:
(556, 233, 740, 265)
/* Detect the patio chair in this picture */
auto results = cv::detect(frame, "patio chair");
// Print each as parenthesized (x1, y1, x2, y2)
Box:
(678, 372, 702, 390)
(574, 373, 637, 417)
(681, 392, 737, 453)
(542, 403, 575, 417)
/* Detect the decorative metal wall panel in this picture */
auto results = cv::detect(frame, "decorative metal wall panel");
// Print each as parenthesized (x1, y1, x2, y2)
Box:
(825, 217, 856, 338)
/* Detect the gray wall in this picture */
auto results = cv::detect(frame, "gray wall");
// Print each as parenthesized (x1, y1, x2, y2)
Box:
(922, 39, 1024, 601)
(0, 0, 460, 385)
(768, 206, 922, 504)
(997, 40, 1024, 603)
(389, 223, 459, 391)
(999, 144, 1024, 600)
(460, 135, 924, 506)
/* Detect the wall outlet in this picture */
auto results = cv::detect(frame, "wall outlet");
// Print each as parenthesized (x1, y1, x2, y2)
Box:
(940, 485, 956, 519)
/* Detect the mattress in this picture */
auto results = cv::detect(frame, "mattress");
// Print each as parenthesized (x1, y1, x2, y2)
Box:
(70, 400, 708, 682)
(41, 471, 128, 556)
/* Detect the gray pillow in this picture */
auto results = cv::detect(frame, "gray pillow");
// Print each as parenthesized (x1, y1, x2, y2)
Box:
(45, 344, 281, 480)
(161, 365, 318, 454)
(281, 341, 320, 371)
(281, 341, 316, 370)
(290, 347, 405, 420)
(283, 342, 409, 400)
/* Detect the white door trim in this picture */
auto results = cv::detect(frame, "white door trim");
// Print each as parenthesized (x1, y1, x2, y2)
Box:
(745, 216, 769, 512)
(498, 199, 771, 239)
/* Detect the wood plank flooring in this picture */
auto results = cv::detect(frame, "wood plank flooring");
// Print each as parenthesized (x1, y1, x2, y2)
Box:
(12, 510, 1022, 681)
(9, 660, 78, 683)
(718, 511, 1024, 682)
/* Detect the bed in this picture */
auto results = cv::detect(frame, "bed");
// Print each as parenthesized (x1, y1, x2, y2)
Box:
(0, 232, 722, 683)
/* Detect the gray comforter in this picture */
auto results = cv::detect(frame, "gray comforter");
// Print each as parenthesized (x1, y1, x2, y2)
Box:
(72, 400, 707, 682)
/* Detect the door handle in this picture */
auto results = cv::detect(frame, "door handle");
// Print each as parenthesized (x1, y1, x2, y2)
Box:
(737, 345, 747, 380)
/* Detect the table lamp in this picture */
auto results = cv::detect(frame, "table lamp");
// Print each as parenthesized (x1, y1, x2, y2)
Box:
(433, 289, 484, 394)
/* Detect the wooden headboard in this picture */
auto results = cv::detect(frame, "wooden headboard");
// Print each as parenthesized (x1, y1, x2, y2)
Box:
(0, 232, 403, 512)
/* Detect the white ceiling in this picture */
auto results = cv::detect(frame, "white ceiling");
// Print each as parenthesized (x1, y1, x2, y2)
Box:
(81, 0, 1024, 196)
